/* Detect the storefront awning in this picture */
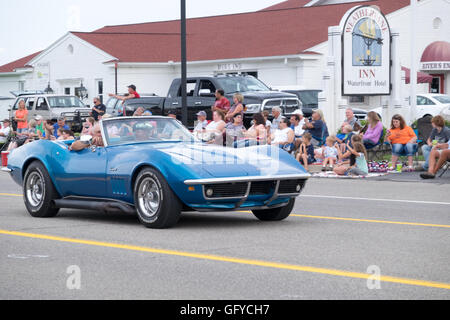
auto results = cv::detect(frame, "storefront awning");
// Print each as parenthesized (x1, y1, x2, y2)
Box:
(401, 66, 433, 84)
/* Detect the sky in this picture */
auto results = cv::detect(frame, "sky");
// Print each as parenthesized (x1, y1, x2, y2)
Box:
(0, 0, 283, 66)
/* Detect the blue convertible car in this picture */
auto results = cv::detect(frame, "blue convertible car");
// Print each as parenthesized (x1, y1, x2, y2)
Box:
(4, 117, 310, 228)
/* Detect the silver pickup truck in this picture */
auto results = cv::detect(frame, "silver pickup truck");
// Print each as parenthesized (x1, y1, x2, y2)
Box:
(9, 94, 92, 132)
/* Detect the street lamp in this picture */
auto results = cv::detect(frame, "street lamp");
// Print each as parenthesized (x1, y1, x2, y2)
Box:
(43, 82, 54, 94)
(77, 81, 88, 100)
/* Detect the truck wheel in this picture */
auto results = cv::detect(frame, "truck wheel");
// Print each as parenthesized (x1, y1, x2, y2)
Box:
(252, 198, 295, 221)
(23, 161, 60, 218)
(134, 167, 181, 229)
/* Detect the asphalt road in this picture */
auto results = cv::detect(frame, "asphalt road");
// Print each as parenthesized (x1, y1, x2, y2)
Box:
(0, 172, 449, 300)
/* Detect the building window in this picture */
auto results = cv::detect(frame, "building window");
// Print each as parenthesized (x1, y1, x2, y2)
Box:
(65, 87, 71, 95)
(433, 17, 442, 30)
(67, 44, 74, 54)
(349, 96, 365, 104)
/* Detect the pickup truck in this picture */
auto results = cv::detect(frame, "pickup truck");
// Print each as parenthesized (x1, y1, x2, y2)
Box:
(105, 75, 301, 128)
(9, 93, 91, 132)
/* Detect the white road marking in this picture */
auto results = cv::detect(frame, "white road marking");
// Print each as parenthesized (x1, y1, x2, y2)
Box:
(301, 195, 450, 206)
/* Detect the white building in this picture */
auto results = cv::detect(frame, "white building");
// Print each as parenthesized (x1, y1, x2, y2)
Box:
(0, 0, 449, 121)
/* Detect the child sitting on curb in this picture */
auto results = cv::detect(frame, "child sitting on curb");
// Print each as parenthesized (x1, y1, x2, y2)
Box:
(322, 136, 338, 171)
(334, 141, 369, 176)
(296, 132, 315, 171)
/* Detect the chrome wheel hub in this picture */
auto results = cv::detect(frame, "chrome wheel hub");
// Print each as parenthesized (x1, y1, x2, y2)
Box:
(26, 172, 44, 207)
(138, 177, 161, 218)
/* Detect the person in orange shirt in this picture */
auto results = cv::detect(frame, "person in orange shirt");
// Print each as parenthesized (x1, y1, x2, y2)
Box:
(14, 100, 28, 134)
(386, 114, 418, 171)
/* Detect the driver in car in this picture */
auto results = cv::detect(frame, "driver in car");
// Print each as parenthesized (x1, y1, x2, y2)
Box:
(70, 124, 104, 151)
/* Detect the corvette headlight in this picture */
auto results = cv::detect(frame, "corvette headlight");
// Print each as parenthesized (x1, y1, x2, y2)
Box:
(245, 104, 262, 113)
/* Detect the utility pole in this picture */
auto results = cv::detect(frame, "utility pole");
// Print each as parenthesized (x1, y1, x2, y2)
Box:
(180, 0, 188, 126)
(410, 0, 417, 124)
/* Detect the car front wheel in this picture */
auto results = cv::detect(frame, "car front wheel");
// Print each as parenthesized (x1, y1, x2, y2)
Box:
(133, 167, 181, 229)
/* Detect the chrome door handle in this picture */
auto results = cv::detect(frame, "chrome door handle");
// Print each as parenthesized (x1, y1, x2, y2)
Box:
(195, 102, 202, 105)
(172, 102, 179, 105)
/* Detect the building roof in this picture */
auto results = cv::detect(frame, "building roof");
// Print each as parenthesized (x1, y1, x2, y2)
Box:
(0, 51, 42, 73)
(0, 0, 410, 71)
(420, 41, 450, 63)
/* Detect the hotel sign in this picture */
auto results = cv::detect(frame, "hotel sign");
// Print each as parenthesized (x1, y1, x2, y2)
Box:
(421, 62, 450, 71)
(341, 6, 391, 95)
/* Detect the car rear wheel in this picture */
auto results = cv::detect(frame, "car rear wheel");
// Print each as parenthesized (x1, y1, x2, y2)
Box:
(252, 198, 295, 221)
(133, 167, 181, 229)
(23, 161, 60, 218)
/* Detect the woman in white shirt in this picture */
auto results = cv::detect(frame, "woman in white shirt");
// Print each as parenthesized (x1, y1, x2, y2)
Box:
(270, 118, 295, 152)
(203, 110, 226, 144)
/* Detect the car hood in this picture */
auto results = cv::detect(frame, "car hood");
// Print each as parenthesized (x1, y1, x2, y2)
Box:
(233, 91, 297, 101)
(160, 143, 307, 179)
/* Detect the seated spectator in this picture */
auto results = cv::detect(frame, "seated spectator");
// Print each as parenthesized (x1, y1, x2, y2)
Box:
(225, 113, 245, 146)
(334, 141, 369, 176)
(269, 118, 295, 152)
(321, 136, 339, 171)
(271, 107, 283, 133)
(262, 111, 272, 136)
(0, 119, 12, 146)
(336, 134, 363, 164)
(53, 117, 70, 139)
(133, 107, 145, 117)
(225, 93, 244, 122)
(143, 110, 153, 116)
(203, 110, 226, 144)
(420, 139, 450, 179)
(193, 111, 209, 136)
(336, 125, 355, 153)
(236, 113, 267, 148)
(295, 132, 315, 171)
(34, 115, 45, 139)
(421, 115, 450, 171)
(386, 114, 418, 171)
(342, 108, 361, 131)
(303, 110, 329, 147)
(290, 112, 305, 151)
(167, 110, 177, 119)
(43, 120, 55, 140)
(362, 111, 383, 149)
(211, 89, 230, 114)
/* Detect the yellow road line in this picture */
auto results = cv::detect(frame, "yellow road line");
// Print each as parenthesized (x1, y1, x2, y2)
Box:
(0, 229, 449, 290)
(290, 214, 450, 229)
(238, 211, 450, 229)
(0, 193, 22, 197)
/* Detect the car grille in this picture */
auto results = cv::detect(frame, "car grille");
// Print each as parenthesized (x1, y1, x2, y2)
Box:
(278, 180, 305, 194)
(204, 183, 248, 199)
(249, 181, 276, 195)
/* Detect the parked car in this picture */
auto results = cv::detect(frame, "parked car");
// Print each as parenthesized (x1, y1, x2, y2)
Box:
(106, 75, 301, 128)
(275, 87, 367, 120)
(8, 93, 91, 132)
(4, 116, 310, 229)
(371, 94, 450, 121)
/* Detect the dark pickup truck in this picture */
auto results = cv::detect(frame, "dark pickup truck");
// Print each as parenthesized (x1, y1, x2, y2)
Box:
(105, 75, 301, 128)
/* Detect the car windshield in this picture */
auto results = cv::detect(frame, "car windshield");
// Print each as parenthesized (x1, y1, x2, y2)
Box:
(102, 117, 198, 146)
(433, 95, 450, 104)
(215, 77, 270, 94)
(48, 96, 85, 108)
(292, 90, 321, 107)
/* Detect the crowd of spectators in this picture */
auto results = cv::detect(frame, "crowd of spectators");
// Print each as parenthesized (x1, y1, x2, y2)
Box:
(2, 84, 448, 178)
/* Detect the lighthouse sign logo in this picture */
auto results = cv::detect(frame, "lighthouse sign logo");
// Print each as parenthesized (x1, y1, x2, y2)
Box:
(341, 6, 391, 95)
(352, 18, 383, 67)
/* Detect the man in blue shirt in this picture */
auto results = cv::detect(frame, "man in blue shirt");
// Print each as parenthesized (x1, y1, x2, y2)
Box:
(53, 117, 70, 139)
